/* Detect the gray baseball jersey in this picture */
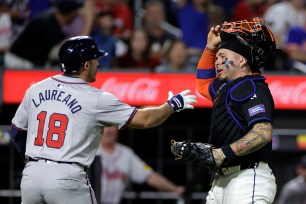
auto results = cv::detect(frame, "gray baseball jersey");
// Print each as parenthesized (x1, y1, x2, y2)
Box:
(98, 143, 153, 204)
(12, 74, 137, 167)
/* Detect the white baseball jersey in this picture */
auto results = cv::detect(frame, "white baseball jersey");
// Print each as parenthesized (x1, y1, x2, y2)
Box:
(98, 143, 153, 204)
(12, 74, 137, 167)
(263, 1, 306, 45)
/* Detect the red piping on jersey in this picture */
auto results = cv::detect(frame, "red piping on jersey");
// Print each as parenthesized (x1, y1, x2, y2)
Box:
(121, 107, 138, 130)
(51, 77, 88, 85)
(11, 123, 27, 132)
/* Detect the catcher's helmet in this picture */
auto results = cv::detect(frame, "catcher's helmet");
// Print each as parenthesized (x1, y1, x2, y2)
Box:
(58, 36, 107, 74)
(220, 17, 276, 69)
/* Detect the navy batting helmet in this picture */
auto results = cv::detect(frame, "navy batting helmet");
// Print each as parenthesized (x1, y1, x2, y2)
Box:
(58, 36, 108, 74)
(219, 17, 276, 70)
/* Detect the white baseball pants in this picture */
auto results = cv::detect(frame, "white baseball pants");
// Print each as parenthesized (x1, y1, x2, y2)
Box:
(206, 162, 276, 204)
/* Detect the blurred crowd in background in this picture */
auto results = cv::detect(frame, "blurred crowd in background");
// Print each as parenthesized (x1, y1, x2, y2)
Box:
(1, 0, 306, 74)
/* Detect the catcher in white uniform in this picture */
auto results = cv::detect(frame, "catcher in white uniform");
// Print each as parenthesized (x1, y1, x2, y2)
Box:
(10, 36, 196, 204)
(98, 125, 185, 204)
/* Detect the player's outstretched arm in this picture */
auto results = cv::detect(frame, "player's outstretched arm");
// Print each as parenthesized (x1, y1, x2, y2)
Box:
(128, 90, 197, 129)
(146, 171, 185, 194)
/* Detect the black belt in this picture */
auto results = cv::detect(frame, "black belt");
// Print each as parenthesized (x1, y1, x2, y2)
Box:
(28, 157, 73, 164)
(28, 157, 88, 171)
(217, 161, 260, 176)
(240, 162, 259, 170)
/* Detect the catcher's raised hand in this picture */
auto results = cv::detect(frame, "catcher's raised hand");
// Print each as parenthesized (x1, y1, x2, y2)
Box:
(167, 90, 197, 112)
(206, 25, 222, 50)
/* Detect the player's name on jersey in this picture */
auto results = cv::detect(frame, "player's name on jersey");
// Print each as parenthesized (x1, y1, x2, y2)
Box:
(31, 89, 82, 114)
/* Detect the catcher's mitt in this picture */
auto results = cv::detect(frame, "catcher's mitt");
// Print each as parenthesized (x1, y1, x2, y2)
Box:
(170, 139, 218, 173)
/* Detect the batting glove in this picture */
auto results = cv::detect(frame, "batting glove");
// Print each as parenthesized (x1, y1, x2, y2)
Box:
(166, 90, 197, 112)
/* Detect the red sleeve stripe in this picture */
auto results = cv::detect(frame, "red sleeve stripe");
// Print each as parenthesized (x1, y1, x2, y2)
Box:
(11, 123, 27, 132)
(121, 108, 138, 130)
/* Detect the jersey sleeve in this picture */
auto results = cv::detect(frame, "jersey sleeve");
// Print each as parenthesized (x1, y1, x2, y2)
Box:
(196, 48, 218, 101)
(242, 82, 274, 127)
(96, 92, 137, 129)
(11, 88, 31, 130)
(127, 148, 153, 184)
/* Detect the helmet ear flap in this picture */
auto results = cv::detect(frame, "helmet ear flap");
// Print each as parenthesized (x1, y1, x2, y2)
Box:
(251, 25, 277, 68)
(250, 45, 267, 67)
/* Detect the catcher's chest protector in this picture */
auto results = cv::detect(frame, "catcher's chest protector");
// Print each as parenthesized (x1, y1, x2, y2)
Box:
(209, 75, 264, 147)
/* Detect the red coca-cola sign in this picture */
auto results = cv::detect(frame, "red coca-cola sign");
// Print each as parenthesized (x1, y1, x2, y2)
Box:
(2, 70, 306, 110)
(100, 77, 161, 103)
(266, 76, 306, 109)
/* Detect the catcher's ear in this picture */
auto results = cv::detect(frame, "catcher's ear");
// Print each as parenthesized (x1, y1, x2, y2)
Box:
(239, 57, 248, 69)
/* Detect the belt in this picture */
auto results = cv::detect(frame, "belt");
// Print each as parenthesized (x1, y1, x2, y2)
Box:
(28, 157, 88, 171)
(217, 161, 260, 176)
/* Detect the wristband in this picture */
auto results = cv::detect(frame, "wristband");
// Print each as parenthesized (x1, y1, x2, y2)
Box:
(221, 145, 237, 164)
(167, 94, 184, 112)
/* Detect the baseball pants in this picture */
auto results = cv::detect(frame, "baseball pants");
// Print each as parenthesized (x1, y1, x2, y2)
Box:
(206, 161, 276, 204)
(20, 160, 97, 204)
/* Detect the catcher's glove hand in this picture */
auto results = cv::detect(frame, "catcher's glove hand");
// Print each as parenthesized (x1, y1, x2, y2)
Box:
(170, 139, 218, 173)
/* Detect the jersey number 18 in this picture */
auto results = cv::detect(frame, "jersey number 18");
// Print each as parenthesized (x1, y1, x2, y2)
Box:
(34, 111, 68, 149)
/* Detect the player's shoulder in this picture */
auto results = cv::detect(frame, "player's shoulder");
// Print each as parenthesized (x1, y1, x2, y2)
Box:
(117, 143, 133, 152)
(26, 76, 54, 92)
(230, 75, 266, 100)
(116, 143, 136, 156)
(252, 76, 270, 92)
(283, 176, 305, 191)
(96, 90, 122, 104)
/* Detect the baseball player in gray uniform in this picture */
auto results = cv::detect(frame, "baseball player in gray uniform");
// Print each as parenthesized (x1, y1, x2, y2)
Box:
(10, 36, 196, 204)
(98, 125, 185, 204)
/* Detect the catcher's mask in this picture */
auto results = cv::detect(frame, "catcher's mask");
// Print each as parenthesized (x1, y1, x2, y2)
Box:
(219, 17, 276, 71)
